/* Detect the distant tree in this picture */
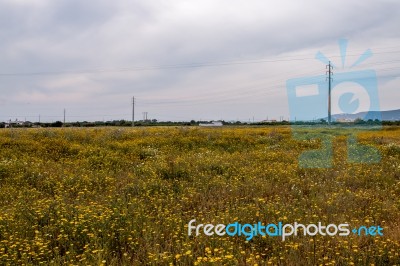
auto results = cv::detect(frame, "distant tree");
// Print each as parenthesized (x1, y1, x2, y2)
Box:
(354, 118, 364, 124)
(52, 121, 63, 127)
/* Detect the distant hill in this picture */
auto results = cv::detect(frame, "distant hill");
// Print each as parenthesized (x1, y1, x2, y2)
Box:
(331, 109, 400, 121)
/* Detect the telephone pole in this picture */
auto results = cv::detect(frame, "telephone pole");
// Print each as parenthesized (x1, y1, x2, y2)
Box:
(132, 96, 135, 127)
(327, 61, 333, 125)
(63, 108, 66, 125)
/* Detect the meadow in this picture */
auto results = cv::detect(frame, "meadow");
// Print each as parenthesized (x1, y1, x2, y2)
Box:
(0, 126, 399, 265)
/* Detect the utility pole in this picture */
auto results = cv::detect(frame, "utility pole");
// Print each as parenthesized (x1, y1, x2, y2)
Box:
(327, 61, 333, 125)
(63, 108, 66, 126)
(132, 96, 135, 127)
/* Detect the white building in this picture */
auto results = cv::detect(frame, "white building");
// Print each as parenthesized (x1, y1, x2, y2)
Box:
(199, 121, 223, 127)
(5, 119, 31, 128)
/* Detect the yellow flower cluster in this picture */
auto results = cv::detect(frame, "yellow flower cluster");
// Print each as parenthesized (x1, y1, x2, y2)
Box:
(0, 126, 398, 264)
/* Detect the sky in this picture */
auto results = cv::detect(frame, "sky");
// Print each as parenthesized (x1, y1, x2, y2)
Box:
(0, 0, 399, 122)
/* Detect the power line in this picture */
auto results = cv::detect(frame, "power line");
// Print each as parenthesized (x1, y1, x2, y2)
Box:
(0, 50, 399, 77)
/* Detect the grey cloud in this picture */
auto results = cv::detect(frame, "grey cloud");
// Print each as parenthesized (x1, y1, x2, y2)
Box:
(0, 0, 399, 121)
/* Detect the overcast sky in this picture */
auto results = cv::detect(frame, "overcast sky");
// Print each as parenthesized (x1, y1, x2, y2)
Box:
(0, 0, 399, 122)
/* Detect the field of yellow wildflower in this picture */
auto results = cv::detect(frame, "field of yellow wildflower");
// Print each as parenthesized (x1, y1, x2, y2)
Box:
(0, 126, 399, 265)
